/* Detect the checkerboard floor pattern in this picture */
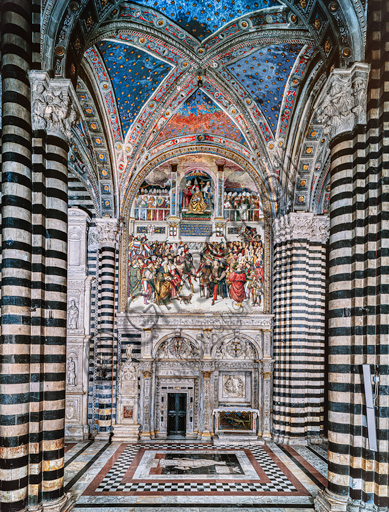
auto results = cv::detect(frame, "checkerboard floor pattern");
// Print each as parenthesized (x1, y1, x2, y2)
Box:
(96, 443, 297, 494)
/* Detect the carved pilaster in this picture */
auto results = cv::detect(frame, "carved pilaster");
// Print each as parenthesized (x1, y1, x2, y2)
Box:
(140, 367, 153, 438)
(262, 359, 274, 438)
(29, 70, 81, 141)
(314, 62, 370, 140)
(201, 369, 213, 438)
(66, 208, 91, 441)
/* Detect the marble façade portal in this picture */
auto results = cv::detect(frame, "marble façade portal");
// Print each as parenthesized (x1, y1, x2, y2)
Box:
(114, 312, 274, 442)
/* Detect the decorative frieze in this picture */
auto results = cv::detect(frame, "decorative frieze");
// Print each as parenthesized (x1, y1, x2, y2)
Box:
(273, 212, 330, 244)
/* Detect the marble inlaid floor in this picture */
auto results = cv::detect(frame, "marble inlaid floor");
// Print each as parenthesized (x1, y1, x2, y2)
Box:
(64, 440, 328, 511)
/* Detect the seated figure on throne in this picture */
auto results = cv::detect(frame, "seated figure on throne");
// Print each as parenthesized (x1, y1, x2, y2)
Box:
(188, 186, 207, 215)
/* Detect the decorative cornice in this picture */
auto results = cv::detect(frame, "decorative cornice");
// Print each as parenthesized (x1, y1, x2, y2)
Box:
(116, 312, 274, 331)
(29, 70, 81, 141)
(273, 212, 330, 244)
(314, 62, 370, 140)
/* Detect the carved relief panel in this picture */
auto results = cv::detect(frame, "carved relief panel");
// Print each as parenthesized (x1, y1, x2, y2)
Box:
(219, 372, 251, 405)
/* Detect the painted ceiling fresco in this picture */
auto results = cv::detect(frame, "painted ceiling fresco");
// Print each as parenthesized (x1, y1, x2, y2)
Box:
(98, 41, 172, 135)
(227, 43, 304, 133)
(130, 0, 282, 40)
(154, 90, 247, 146)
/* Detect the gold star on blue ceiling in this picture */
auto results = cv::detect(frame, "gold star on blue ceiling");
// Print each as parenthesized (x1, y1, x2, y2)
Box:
(129, 0, 282, 40)
(227, 43, 303, 134)
(98, 41, 172, 136)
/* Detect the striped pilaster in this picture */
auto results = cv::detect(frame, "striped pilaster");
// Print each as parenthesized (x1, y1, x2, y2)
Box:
(273, 213, 329, 444)
(315, 5, 389, 510)
(0, 1, 32, 511)
(95, 218, 119, 439)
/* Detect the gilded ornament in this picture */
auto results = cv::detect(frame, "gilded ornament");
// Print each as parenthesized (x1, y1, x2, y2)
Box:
(299, 0, 307, 8)
(55, 46, 65, 56)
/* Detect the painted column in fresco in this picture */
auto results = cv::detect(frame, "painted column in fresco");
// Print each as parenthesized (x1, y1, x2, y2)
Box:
(168, 162, 180, 239)
(169, 162, 179, 218)
(216, 162, 225, 218)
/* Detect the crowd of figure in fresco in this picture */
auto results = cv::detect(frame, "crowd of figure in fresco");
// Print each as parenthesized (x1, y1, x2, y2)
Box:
(134, 188, 170, 220)
(223, 191, 262, 221)
(132, 182, 262, 221)
(128, 230, 264, 309)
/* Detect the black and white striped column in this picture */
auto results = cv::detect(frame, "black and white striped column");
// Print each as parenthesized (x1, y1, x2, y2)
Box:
(273, 213, 329, 444)
(95, 218, 119, 439)
(0, 1, 32, 510)
(314, 23, 388, 510)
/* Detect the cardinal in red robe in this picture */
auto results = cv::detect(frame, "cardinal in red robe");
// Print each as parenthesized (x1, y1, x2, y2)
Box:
(228, 264, 247, 304)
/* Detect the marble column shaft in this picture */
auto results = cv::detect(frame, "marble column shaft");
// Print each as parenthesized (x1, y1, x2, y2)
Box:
(0, 2, 33, 510)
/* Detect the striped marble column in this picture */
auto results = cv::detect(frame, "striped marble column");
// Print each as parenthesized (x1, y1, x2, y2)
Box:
(273, 213, 329, 444)
(0, 1, 32, 510)
(314, 35, 388, 511)
(95, 218, 119, 439)
(29, 72, 79, 511)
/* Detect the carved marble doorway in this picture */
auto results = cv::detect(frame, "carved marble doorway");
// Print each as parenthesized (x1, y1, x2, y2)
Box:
(167, 393, 187, 437)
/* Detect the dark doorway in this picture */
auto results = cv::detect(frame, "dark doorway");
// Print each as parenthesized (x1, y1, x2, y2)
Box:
(167, 393, 187, 436)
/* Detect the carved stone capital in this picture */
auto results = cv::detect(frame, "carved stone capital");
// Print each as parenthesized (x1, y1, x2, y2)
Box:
(314, 62, 370, 140)
(29, 70, 81, 141)
(95, 218, 119, 247)
(273, 213, 330, 244)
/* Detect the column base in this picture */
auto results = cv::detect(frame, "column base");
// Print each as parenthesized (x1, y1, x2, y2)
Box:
(272, 433, 309, 445)
(314, 490, 385, 512)
(28, 493, 75, 512)
(112, 424, 140, 442)
(65, 424, 89, 441)
(94, 431, 111, 441)
(315, 490, 349, 512)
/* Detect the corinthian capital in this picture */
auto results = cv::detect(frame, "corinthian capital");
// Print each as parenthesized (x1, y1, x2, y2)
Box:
(273, 213, 330, 244)
(95, 218, 119, 247)
(314, 62, 370, 140)
(29, 70, 81, 141)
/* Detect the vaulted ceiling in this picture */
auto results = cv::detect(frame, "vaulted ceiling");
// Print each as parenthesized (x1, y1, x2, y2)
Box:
(42, 0, 366, 218)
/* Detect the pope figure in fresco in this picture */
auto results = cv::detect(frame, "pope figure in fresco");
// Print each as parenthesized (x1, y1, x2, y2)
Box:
(188, 185, 207, 214)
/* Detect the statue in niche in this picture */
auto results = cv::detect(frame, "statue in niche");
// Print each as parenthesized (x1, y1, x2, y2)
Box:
(67, 357, 77, 386)
(68, 299, 79, 329)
